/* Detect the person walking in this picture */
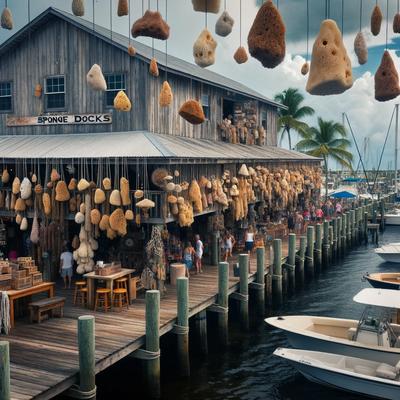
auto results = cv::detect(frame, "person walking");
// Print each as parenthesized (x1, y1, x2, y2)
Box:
(59, 244, 74, 289)
(194, 234, 204, 274)
(244, 226, 255, 255)
(183, 242, 195, 277)
(223, 230, 235, 261)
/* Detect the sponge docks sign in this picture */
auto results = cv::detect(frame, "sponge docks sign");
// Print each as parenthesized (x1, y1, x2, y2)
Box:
(7, 113, 112, 127)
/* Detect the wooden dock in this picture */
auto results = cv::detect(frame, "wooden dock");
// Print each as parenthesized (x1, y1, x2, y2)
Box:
(3, 244, 287, 400)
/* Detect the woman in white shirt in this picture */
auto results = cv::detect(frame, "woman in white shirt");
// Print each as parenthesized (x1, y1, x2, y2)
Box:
(245, 227, 255, 254)
(59, 245, 74, 289)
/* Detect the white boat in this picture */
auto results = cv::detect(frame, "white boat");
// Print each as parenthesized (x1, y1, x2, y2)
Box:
(274, 347, 400, 400)
(375, 243, 400, 263)
(384, 210, 400, 226)
(266, 289, 400, 364)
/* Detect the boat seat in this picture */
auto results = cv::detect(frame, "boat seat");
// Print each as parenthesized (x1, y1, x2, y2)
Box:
(353, 364, 376, 376)
(347, 327, 357, 341)
(376, 363, 397, 380)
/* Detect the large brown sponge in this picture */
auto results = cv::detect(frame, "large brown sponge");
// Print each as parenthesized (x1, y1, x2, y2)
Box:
(159, 81, 173, 107)
(371, 5, 383, 36)
(1, 7, 13, 30)
(234, 46, 248, 64)
(117, 0, 129, 16)
(192, 0, 220, 13)
(375, 50, 400, 102)
(354, 32, 368, 65)
(179, 100, 206, 125)
(247, 0, 285, 69)
(72, 0, 85, 17)
(131, 10, 170, 40)
(306, 19, 353, 96)
(394, 13, 400, 33)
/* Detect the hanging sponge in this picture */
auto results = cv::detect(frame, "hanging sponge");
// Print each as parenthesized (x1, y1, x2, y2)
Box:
(192, 0, 221, 14)
(149, 58, 159, 77)
(247, 0, 285, 69)
(87, 64, 107, 91)
(215, 11, 234, 37)
(301, 62, 309, 75)
(72, 0, 85, 17)
(371, 5, 382, 36)
(394, 13, 400, 33)
(354, 32, 368, 65)
(233, 46, 248, 64)
(193, 29, 217, 68)
(179, 100, 206, 125)
(306, 19, 353, 95)
(114, 90, 132, 112)
(131, 10, 170, 40)
(117, 0, 129, 17)
(159, 81, 173, 107)
(1, 7, 13, 30)
(375, 50, 400, 102)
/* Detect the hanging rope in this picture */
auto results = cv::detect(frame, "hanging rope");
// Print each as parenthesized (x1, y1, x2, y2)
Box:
(110, 0, 113, 43)
(239, 0, 242, 47)
(205, 0, 208, 28)
(128, 0, 131, 46)
(224, 0, 226, 11)
(359, 0, 363, 32)
(165, 0, 168, 81)
(92, 0, 95, 32)
(306, 0, 309, 60)
(341, 0, 344, 34)
(398, 0, 399, 13)
(385, 0, 389, 49)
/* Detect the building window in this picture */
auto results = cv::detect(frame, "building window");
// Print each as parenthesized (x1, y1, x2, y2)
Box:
(45, 76, 65, 110)
(0, 82, 12, 113)
(261, 109, 267, 131)
(201, 94, 210, 120)
(105, 73, 126, 107)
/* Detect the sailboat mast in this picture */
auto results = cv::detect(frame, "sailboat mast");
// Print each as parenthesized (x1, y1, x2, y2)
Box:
(395, 104, 399, 197)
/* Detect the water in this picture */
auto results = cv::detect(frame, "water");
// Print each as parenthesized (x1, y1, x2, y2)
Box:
(94, 227, 400, 400)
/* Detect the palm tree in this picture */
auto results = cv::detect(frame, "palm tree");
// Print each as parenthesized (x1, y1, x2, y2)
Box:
(296, 117, 353, 200)
(274, 88, 315, 150)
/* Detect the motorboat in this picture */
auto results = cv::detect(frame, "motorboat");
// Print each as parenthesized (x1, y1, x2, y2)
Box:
(385, 209, 400, 226)
(274, 347, 400, 400)
(375, 243, 400, 263)
(266, 289, 400, 364)
(364, 273, 400, 290)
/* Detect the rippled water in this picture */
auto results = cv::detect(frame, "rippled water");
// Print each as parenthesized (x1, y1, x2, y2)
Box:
(95, 227, 400, 400)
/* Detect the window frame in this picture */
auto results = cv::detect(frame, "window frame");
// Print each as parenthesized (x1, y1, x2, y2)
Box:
(104, 72, 127, 109)
(201, 94, 210, 121)
(0, 81, 13, 114)
(44, 75, 66, 112)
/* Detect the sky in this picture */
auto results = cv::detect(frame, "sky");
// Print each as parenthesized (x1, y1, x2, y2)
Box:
(1, 0, 400, 170)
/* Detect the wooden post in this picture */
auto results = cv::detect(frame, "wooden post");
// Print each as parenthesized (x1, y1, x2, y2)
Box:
(193, 310, 208, 355)
(314, 224, 322, 269)
(306, 226, 314, 279)
(364, 211, 369, 244)
(350, 210, 356, 247)
(254, 247, 265, 315)
(297, 236, 306, 286)
(0, 341, 10, 400)
(336, 216, 342, 258)
(287, 233, 296, 292)
(146, 290, 160, 399)
(211, 232, 219, 266)
(217, 261, 229, 346)
(342, 213, 347, 254)
(176, 277, 190, 377)
(323, 220, 330, 266)
(239, 254, 249, 329)
(272, 239, 283, 304)
(346, 212, 352, 249)
(332, 218, 338, 261)
(380, 200, 385, 231)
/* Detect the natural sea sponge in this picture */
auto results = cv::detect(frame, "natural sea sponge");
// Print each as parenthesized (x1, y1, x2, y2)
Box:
(179, 100, 206, 124)
(69, 197, 77, 212)
(94, 188, 106, 204)
(14, 198, 26, 212)
(117, 0, 129, 16)
(301, 62, 309, 75)
(149, 58, 159, 77)
(55, 180, 70, 202)
(192, 0, 220, 13)
(43, 193, 51, 216)
(371, 5, 382, 36)
(12, 177, 20, 195)
(114, 90, 132, 111)
(128, 45, 136, 56)
(77, 178, 90, 192)
(394, 13, 400, 33)
(215, 11, 234, 37)
(193, 29, 217, 68)
(189, 179, 203, 213)
(1, 7, 13, 30)
(99, 214, 110, 231)
(110, 208, 127, 236)
(247, 0, 285, 69)
(87, 64, 107, 91)
(125, 209, 134, 220)
(20, 217, 28, 231)
(131, 10, 170, 40)
(72, 0, 85, 16)
(50, 168, 60, 182)
(375, 50, 400, 102)
(159, 81, 173, 107)
(306, 19, 353, 95)
(102, 177, 112, 191)
(75, 212, 85, 224)
(90, 209, 101, 225)
(20, 178, 32, 200)
(1, 169, 9, 184)
(354, 32, 368, 65)
(68, 178, 77, 191)
(120, 177, 131, 206)
(233, 46, 248, 64)
(34, 84, 42, 98)
(110, 189, 121, 206)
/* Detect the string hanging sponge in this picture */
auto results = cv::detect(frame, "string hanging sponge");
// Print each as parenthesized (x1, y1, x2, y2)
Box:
(128, 45, 136, 56)
(215, 11, 234, 37)
(179, 100, 206, 125)
(1, 7, 13, 30)
(72, 0, 85, 17)
(247, 0, 286, 69)
(149, 58, 160, 77)
(233, 46, 248, 64)
(375, 50, 400, 102)
(354, 32, 368, 65)
(120, 177, 131, 206)
(86, 64, 107, 91)
(159, 81, 173, 107)
(301, 62, 309, 75)
(306, 19, 353, 95)
(117, 0, 129, 17)
(192, 0, 221, 14)
(394, 13, 400, 33)
(114, 90, 132, 111)
(193, 29, 217, 68)
(131, 10, 170, 40)
(371, 5, 383, 36)
(55, 180, 70, 202)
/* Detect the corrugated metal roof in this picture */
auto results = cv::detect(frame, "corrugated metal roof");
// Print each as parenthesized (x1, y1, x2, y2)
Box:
(0, 131, 318, 162)
(0, 7, 285, 109)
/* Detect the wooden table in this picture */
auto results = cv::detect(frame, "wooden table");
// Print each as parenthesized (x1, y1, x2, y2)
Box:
(83, 269, 136, 309)
(6, 282, 55, 328)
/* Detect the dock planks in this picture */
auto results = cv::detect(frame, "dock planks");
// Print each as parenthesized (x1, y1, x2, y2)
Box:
(4, 243, 289, 400)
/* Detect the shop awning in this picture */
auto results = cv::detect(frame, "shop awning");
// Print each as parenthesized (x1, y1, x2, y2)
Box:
(0, 131, 319, 162)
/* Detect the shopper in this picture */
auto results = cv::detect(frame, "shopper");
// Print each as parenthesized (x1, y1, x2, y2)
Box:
(244, 226, 255, 255)
(183, 242, 195, 277)
(59, 244, 74, 289)
(223, 230, 235, 261)
(194, 234, 204, 274)
(287, 213, 295, 233)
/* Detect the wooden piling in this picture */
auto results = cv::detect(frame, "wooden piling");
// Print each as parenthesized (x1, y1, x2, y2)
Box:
(176, 277, 190, 377)
(0, 341, 10, 400)
(297, 236, 306, 286)
(364, 211, 369, 244)
(350, 210, 356, 246)
(380, 200, 385, 231)
(346, 212, 352, 249)
(239, 254, 249, 329)
(211, 232, 219, 266)
(323, 220, 330, 266)
(272, 239, 283, 304)
(287, 233, 296, 292)
(306, 226, 314, 279)
(217, 261, 229, 345)
(314, 224, 322, 268)
(332, 218, 338, 261)
(254, 247, 265, 315)
(342, 213, 347, 254)
(336, 216, 342, 258)
(146, 290, 160, 399)
(193, 310, 208, 355)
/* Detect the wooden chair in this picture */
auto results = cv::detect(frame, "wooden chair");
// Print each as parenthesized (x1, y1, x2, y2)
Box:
(73, 280, 87, 305)
(76, 287, 88, 307)
(95, 288, 111, 312)
(115, 277, 128, 290)
(112, 288, 129, 312)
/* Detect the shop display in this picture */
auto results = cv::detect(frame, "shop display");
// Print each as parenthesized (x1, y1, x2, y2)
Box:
(375, 50, 400, 102)
(215, 11, 234, 37)
(131, 10, 170, 40)
(193, 29, 217, 68)
(371, 4, 382, 36)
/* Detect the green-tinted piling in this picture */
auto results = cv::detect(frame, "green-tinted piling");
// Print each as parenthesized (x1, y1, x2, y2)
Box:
(306, 226, 314, 279)
(217, 262, 229, 345)
(272, 239, 283, 304)
(176, 277, 190, 377)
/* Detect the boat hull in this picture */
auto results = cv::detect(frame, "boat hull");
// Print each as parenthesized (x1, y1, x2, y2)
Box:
(384, 214, 400, 226)
(376, 253, 400, 263)
(364, 275, 400, 290)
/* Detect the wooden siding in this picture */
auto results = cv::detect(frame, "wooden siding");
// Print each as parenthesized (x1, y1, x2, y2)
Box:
(0, 16, 278, 144)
